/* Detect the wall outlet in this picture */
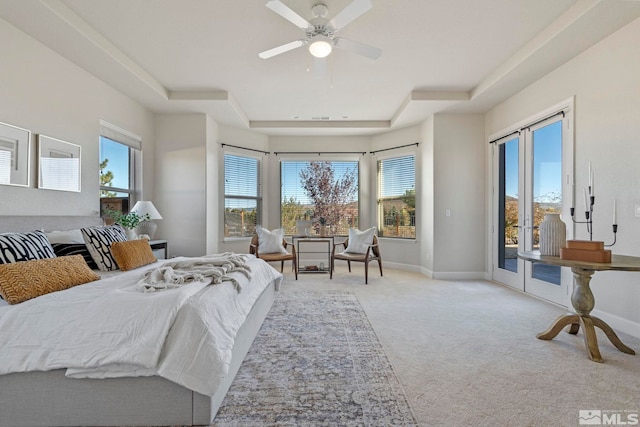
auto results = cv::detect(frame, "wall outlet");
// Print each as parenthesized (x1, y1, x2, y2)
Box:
(635, 204, 640, 217)
(445, 209, 451, 217)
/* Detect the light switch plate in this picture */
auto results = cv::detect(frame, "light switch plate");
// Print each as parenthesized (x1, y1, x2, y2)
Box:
(635, 204, 640, 217)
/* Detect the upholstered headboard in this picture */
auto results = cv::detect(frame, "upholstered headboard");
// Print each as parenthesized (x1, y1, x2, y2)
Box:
(0, 216, 104, 233)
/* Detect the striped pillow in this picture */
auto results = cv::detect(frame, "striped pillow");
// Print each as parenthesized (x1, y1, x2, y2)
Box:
(0, 230, 56, 264)
(81, 226, 127, 271)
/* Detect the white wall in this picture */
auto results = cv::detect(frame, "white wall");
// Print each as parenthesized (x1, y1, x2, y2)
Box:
(485, 17, 640, 336)
(430, 114, 487, 279)
(0, 18, 154, 216)
(154, 114, 207, 257)
(420, 117, 435, 275)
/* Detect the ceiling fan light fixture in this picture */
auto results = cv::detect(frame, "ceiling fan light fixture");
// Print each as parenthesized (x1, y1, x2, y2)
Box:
(308, 35, 333, 58)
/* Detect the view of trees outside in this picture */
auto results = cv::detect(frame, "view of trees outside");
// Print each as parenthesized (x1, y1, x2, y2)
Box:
(281, 160, 358, 235)
(224, 154, 260, 238)
(501, 121, 562, 270)
(99, 137, 132, 217)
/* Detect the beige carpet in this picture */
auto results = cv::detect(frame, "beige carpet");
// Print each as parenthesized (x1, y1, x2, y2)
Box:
(275, 265, 640, 427)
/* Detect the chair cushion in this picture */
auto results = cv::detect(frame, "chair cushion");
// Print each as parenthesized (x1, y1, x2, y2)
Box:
(256, 226, 287, 254)
(344, 227, 376, 254)
(258, 252, 294, 262)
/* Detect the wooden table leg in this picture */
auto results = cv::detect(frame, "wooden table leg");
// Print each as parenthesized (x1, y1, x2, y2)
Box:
(578, 316, 602, 363)
(537, 314, 580, 340)
(537, 266, 636, 362)
(591, 316, 636, 355)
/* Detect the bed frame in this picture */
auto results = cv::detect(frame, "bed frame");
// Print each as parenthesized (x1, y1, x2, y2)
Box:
(0, 216, 277, 426)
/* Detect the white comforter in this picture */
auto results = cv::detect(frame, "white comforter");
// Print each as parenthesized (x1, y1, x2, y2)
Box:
(0, 254, 282, 396)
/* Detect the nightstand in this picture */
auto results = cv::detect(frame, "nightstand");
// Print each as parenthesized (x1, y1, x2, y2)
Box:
(149, 239, 168, 259)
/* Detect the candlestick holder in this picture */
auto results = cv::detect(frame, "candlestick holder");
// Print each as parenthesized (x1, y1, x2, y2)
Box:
(569, 186, 617, 247)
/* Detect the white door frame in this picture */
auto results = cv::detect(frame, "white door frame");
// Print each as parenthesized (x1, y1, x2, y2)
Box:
(490, 97, 575, 307)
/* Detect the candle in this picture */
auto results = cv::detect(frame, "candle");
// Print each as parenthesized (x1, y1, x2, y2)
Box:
(613, 199, 617, 224)
(584, 188, 588, 212)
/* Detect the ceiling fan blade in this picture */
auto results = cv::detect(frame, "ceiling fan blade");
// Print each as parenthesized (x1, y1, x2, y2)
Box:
(313, 57, 328, 78)
(329, 0, 372, 31)
(334, 37, 381, 60)
(258, 40, 305, 59)
(265, 0, 310, 29)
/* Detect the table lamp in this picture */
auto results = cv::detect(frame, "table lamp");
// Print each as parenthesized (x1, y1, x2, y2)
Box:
(130, 201, 162, 239)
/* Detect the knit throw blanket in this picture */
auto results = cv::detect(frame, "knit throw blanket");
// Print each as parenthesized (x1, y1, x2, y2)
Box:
(138, 253, 251, 293)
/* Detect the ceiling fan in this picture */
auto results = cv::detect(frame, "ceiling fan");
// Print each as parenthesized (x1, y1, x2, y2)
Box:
(258, 0, 382, 62)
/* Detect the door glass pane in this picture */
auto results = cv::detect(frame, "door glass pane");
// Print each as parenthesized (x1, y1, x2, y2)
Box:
(498, 138, 519, 272)
(532, 121, 562, 285)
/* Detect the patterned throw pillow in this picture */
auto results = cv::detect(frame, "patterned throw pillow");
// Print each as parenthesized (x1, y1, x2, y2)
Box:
(111, 239, 157, 271)
(0, 255, 100, 304)
(0, 230, 56, 264)
(51, 243, 99, 270)
(81, 225, 127, 271)
(256, 226, 287, 254)
(47, 229, 98, 270)
(344, 227, 376, 254)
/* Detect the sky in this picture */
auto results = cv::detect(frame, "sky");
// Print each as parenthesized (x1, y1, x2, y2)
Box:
(99, 136, 129, 190)
(504, 120, 562, 203)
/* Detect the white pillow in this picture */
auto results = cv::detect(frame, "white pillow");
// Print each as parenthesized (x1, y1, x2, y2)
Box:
(256, 226, 287, 254)
(46, 229, 85, 244)
(345, 227, 376, 254)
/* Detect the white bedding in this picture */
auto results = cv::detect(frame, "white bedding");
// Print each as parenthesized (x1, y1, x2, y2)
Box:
(0, 254, 282, 396)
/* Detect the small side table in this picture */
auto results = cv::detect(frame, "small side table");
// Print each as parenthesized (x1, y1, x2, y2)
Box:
(293, 236, 333, 274)
(149, 239, 168, 259)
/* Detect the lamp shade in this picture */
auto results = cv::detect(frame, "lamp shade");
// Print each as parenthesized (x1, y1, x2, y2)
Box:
(130, 201, 162, 220)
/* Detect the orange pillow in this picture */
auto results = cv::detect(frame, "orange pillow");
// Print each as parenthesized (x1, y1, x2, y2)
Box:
(111, 239, 157, 271)
(0, 255, 100, 304)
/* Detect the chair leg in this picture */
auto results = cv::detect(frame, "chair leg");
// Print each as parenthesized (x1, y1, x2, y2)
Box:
(330, 259, 333, 279)
(347, 261, 351, 272)
(293, 259, 298, 280)
(280, 260, 284, 272)
(364, 260, 369, 284)
(378, 259, 383, 277)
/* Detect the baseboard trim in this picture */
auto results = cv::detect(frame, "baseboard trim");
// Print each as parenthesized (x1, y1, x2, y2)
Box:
(382, 261, 426, 275)
(592, 308, 640, 340)
(432, 271, 486, 280)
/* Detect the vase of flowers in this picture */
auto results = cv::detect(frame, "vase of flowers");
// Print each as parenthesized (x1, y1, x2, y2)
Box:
(104, 210, 150, 240)
(318, 217, 328, 237)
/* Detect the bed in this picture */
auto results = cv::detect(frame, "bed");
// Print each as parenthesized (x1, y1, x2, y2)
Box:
(0, 216, 282, 427)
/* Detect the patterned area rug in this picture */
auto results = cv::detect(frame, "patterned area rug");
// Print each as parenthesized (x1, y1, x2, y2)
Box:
(214, 290, 417, 426)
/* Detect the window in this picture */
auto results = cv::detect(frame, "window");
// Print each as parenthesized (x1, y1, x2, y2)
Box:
(281, 160, 359, 235)
(99, 136, 133, 215)
(99, 121, 141, 218)
(224, 153, 261, 238)
(377, 154, 416, 238)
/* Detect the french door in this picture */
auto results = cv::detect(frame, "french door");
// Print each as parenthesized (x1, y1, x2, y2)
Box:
(492, 110, 573, 306)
